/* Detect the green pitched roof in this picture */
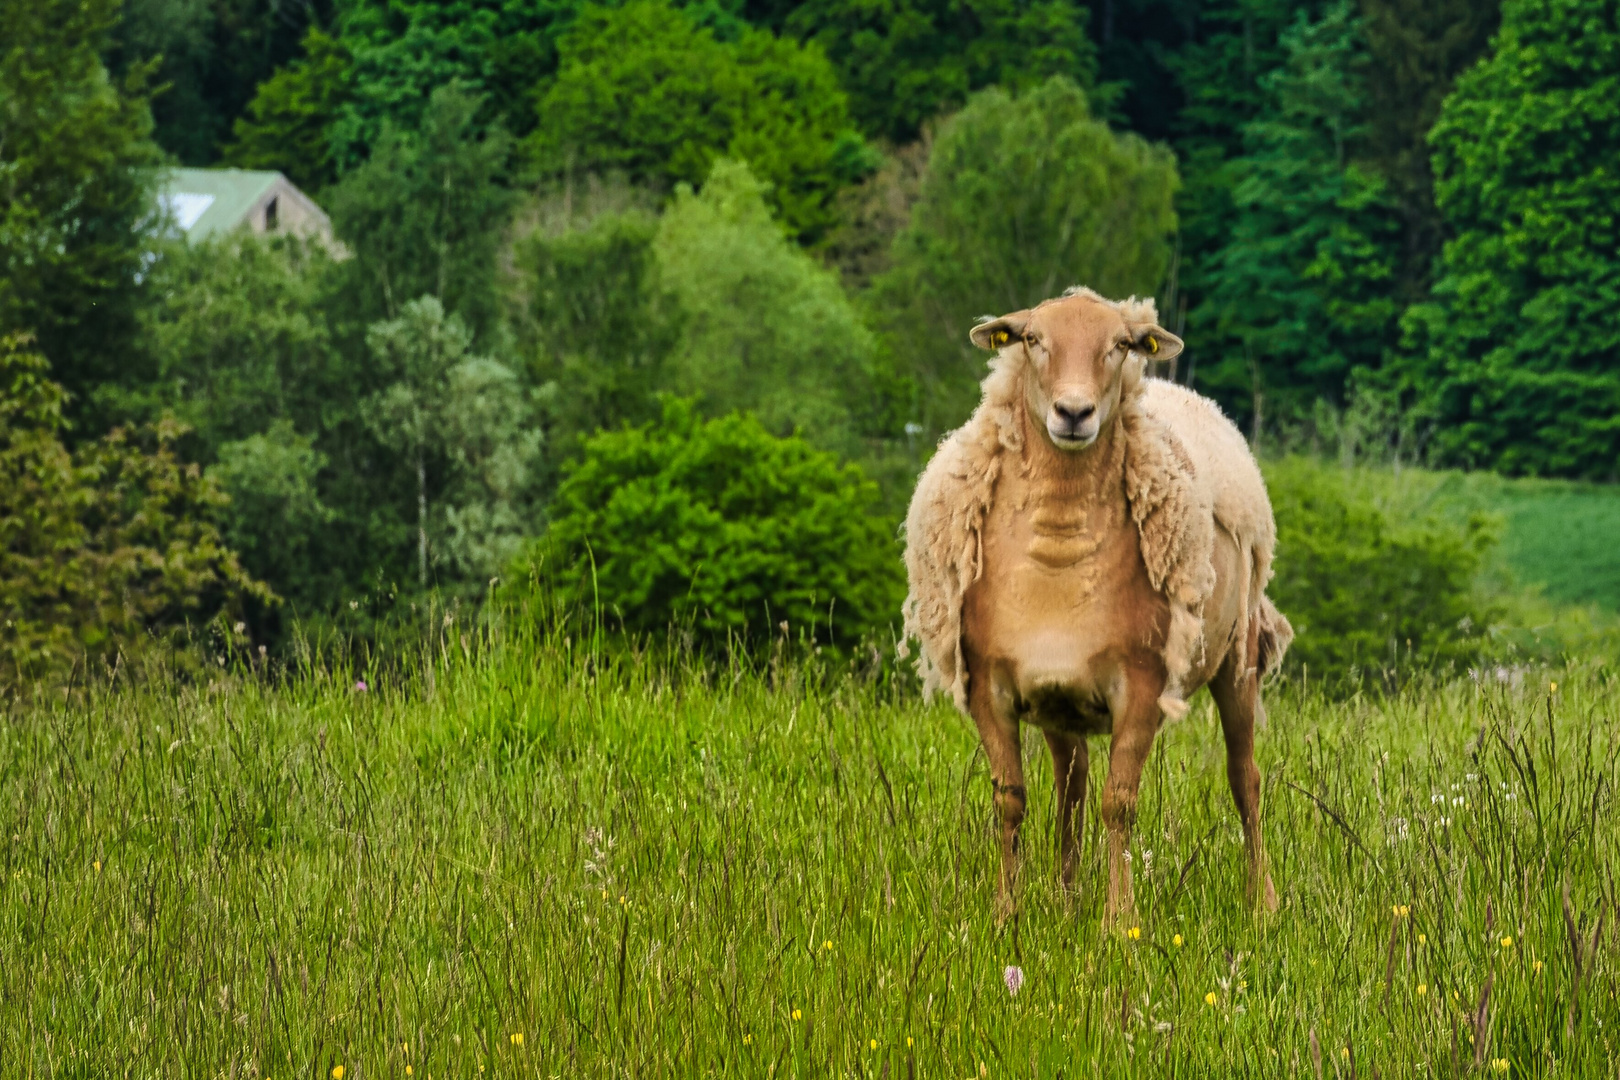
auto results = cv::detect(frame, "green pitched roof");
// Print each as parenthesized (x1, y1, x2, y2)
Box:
(159, 168, 283, 242)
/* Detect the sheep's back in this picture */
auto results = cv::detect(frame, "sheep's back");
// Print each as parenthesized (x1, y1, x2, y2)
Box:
(1139, 379, 1275, 565)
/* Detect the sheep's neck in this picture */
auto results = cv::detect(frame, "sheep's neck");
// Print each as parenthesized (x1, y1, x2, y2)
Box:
(1016, 406, 1128, 571)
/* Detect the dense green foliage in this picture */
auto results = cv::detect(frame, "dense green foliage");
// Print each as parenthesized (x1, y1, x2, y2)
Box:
(3, 626, 1616, 1070)
(654, 161, 888, 453)
(0, 0, 161, 426)
(752, 0, 1099, 143)
(1401, 0, 1620, 478)
(326, 83, 515, 336)
(529, 1, 873, 242)
(1195, 3, 1402, 427)
(539, 399, 903, 646)
(0, 335, 267, 684)
(1265, 457, 1497, 676)
(222, 28, 353, 190)
(875, 78, 1178, 429)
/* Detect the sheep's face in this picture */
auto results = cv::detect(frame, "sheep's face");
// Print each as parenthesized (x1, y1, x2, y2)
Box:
(970, 293, 1183, 452)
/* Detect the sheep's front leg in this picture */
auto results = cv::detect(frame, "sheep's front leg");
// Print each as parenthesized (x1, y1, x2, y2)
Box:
(1101, 666, 1164, 929)
(968, 672, 1025, 923)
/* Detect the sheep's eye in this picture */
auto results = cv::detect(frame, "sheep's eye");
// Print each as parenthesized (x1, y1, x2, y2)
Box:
(1023, 334, 1038, 347)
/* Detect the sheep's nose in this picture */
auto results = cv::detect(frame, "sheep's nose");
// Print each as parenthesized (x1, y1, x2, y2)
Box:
(1052, 399, 1095, 428)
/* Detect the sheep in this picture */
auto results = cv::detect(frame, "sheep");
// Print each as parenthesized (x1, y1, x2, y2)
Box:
(902, 286, 1292, 925)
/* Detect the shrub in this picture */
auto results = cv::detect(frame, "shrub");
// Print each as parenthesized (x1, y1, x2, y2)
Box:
(1265, 456, 1497, 679)
(532, 399, 903, 647)
(0, 335, 271, 686)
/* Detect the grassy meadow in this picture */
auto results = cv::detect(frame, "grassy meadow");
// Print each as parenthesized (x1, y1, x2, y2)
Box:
(2, 619, 1617, 1078)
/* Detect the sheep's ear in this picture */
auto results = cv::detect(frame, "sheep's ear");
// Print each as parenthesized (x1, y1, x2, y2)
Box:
(969, 310, 1032, 351)
(1129, 323, 1183, 362)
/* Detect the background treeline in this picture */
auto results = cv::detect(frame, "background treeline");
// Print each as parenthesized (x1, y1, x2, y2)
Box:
(3, 0, 1617, 685)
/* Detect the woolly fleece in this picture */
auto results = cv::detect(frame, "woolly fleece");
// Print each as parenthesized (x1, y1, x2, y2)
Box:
(901, 294, 1289, 717)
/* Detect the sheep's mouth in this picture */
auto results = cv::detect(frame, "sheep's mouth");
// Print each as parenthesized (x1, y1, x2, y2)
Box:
(1046, 426, 1098, 450)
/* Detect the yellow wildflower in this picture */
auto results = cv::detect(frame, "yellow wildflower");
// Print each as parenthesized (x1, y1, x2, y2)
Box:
(93, 860, 101, 874)
(331, 1068, 344, 1080)
(1204, 992, 1217, 1006)
(1533, 960, 1544, 974)
(1550, 682, 1558, 693)
(906, 1037, 914, 1047)
(1172, 934, 1183, 947)
(1417, 984, 1427, 996)
(406, 1069, 413, 1077)
(1491, 1058, 1510, 1074)
(743, 1034, 752, 1046)
(1418, 933, 1427, 945)
(1501, 936, 1513, 949)
(510, 1032, 523, 1047)
(792, 1009, 802, 1021)
(869, 1039, 878, 1050)
(824, 940, 833, 951)
(1127, 926, 1141, 940)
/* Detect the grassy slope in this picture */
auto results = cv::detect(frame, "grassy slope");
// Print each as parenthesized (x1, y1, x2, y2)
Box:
(1307, 463, 1620, 613)
(1440, 474, 1620, 612)
(2, 628, 1617, 1076)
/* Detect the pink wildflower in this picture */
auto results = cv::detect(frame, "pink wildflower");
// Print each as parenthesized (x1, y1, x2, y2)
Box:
(1003, 965, 1024, 996)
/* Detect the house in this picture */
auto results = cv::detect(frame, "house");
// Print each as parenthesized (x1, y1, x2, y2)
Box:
(159, 168, 334, 246)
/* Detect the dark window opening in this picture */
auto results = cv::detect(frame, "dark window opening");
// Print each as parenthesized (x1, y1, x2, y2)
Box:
(265, 196, 279, 231)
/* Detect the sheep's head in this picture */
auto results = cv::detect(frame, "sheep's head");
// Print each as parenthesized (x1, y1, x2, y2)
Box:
(970, 288, 1183, 452)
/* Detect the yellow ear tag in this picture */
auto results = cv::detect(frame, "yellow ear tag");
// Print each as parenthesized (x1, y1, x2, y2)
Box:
(1145, 335, 1159, 355)
(991, 330, 1009, 348)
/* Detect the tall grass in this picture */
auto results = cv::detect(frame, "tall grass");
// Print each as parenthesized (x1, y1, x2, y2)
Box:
(1, 615, 1615, 1076)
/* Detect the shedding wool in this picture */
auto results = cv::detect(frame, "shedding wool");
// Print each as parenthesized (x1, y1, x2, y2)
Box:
(901, 295, 1288, 719)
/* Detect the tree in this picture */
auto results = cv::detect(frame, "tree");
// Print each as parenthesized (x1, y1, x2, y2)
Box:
(326, 83, 515, 336)
(331, 0, 583, 156)
(0, 334, 270, 684)
(1194, 2, 1402, 432)
(1402, 0, 1620, 478)
(528, 0, 874, 243)
(0, 0, 162, 428)
(512, 199, 683, 472)
(873, 77, 1178, 433)
(364, 297, 541, 590)
(111, 0, 320, 165)
(1359, 0, 1502, 301)
(209, 421, 335, 607)
(222, 28, 354, 191)
(537, 398, 904, 647)
(126, 233, 398, 614)
(747, 0, 1098, 144)
(654, 160, 888, 455)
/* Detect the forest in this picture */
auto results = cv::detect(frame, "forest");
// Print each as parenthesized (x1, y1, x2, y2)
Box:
(3, 0, 1618, 681)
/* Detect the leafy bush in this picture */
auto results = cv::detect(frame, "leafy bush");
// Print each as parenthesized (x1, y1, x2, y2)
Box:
(0, 335, 270, 686)
(532, 399, 903, 647)
(1265, 456, 1497, 679)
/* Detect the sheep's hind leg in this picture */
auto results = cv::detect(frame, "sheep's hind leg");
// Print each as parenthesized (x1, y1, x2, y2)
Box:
(1043, 731, 1088, 892)
(968, 672, 1025, 924)
(1210, 631, 1279, 913)
(1101, 668, 1164, 930)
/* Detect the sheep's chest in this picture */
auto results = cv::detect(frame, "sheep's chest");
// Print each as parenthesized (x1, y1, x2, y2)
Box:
(962, 454, 1166, 735)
